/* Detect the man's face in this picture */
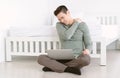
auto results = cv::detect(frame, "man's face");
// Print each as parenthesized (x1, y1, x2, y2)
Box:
(56, 11, 70, 25)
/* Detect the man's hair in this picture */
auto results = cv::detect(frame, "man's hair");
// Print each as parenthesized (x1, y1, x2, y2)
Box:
(54, 5, 68, 16)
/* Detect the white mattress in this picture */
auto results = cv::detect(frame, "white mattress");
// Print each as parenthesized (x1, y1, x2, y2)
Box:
(8, 25, 58, 37)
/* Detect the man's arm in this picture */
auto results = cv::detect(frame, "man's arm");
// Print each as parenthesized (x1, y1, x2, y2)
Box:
(79, 22, 92, 54)
(56, 22, 79, 40)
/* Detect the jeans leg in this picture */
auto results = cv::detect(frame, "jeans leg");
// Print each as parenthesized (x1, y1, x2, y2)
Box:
(37, 55, 67, 73)
(65, 53, 91, 68)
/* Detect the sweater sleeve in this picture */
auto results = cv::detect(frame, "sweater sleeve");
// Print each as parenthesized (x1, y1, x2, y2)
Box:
(56, 22, 79, 40)
(79, 22, 92, 51)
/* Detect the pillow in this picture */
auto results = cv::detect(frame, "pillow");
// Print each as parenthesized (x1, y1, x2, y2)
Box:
(9, 25, 58, 37)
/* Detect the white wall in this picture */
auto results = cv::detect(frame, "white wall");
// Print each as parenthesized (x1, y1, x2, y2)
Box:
(0, 0, 49, 32)
(0, 0, 120, 30)
(47, 0, 120, 24)
(48, 0, 120, 13)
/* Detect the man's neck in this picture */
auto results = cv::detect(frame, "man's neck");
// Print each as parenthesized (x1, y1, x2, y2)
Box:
(69, 18, 74, 26)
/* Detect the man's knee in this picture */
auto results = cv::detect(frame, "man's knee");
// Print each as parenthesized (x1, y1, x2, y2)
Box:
(37, 55, 47, 64)
(84, 58, 90, 66)
(80, 54, 91, 66)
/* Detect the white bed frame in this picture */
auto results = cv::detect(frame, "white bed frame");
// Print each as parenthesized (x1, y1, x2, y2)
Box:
(5, 36, 105, 65)
(5, 14, 120, 66)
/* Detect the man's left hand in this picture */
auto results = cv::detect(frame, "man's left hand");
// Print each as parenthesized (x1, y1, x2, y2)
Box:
(83, 49, 90, 55)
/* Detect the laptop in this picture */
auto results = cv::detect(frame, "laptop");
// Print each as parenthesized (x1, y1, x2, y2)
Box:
(46, 49, 75, 60)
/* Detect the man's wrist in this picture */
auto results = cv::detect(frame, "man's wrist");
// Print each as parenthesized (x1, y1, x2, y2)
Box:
(83, 49, 90, 54)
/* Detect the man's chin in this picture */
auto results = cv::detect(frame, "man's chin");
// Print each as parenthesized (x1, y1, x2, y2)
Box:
(61, 23, 67, 25)
(64, 23, 69, 25)
(60, 22, 68, 25)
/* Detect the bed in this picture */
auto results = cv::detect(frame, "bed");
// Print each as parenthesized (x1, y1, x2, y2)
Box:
(5, 14, 120, 66)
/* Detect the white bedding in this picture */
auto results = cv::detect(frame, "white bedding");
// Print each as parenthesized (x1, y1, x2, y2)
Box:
(8, 25, 58, 37)
(8, 24, 119, 44)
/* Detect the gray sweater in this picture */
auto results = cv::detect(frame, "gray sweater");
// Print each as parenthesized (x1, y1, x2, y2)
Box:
(56, 21, 92, 56)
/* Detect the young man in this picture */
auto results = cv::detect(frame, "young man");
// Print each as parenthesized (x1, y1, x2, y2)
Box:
(37, 5, 92, 75)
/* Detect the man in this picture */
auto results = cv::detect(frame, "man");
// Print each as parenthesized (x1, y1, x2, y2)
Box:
(37, 5, 92, 75)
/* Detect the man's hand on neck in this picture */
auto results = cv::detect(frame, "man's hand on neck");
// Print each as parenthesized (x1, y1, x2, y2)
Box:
(75, 18, 82, 23)
(68, 18, 74, 26)
(68, 18, 82, 26)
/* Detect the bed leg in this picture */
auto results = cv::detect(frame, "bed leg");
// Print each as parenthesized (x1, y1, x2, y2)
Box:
(100, 41, 106, 66)
(5, 38, 12, 61)
(6, 52, 12, 61)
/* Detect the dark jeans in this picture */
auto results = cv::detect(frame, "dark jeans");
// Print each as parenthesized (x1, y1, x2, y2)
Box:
(37, 53, 90, 73)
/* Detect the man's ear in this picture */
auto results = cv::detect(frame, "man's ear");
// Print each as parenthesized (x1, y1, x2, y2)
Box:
(66, 11, 70, 16)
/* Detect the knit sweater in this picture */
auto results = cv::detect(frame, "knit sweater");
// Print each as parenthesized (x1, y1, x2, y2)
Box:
(56, 21, 92, 57)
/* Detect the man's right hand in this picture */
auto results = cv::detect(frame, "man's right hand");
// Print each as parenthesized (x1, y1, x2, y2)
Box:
(74, 18, 83, 23)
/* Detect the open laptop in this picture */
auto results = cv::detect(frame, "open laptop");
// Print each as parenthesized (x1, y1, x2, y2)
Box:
(46, 49, 75, 60)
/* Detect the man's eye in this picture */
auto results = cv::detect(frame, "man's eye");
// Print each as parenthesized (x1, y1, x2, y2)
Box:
(61, 17, 64, 19)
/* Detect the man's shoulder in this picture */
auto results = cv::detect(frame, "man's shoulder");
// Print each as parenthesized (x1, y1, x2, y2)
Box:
(56, 22, 64, 29)
(77, 22, 86, 27)
(74, 18, 86, 26)
(56, 22, 65, 27)
(77, 22, 88, 30)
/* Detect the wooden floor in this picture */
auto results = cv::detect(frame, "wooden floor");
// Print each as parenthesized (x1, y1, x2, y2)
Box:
(0, 50, 120, 78)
